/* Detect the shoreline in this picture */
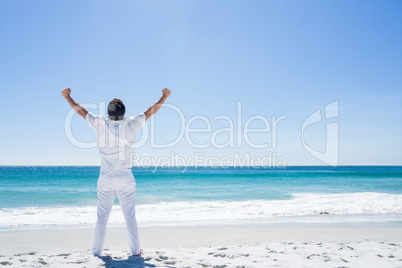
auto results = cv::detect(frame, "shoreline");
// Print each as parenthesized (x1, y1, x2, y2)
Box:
(1, 212, 401, 232)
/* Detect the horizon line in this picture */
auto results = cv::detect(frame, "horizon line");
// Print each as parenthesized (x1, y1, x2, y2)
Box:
(1, 165, 401, 167)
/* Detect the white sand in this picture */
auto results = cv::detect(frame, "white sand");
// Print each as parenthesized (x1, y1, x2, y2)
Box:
(0, 226, 402, 267)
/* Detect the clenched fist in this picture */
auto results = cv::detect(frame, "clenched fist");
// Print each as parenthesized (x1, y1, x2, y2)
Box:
(162, 88, 171, 98)
(61, 87, 71, 98)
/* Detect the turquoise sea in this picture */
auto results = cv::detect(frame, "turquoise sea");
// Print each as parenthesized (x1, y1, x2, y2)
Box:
(1, 166, 402, 229)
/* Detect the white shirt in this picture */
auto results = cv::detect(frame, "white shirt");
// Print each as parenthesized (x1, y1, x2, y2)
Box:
(86, 112, 146, 177)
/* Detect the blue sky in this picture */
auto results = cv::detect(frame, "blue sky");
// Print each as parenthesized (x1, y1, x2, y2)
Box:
(0, 0, 401, 166)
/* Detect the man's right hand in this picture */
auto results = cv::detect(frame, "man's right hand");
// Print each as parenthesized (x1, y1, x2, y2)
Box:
(144, 88, 171, 120)
(61, 87, 71, 98)
(162, 88, 171, 98)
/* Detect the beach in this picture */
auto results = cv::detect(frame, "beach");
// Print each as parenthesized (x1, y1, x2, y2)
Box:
(1, 166, 402, 267)
(1, 224, 402, 267)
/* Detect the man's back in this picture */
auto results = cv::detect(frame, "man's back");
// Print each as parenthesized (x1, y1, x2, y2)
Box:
(86, 112, 146, 177)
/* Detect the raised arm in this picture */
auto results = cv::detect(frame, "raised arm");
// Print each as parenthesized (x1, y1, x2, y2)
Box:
(61, 88, 88, 119)
(144, 88, 171, 121)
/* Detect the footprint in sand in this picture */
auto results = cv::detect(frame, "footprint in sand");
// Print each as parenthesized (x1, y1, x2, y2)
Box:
(307, 254, 320, 260)
(213, 253, 226, 258)
(56, 253, 70, 257)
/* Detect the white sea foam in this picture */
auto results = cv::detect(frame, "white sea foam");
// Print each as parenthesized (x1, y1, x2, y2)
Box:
(1, 192, 402, 229)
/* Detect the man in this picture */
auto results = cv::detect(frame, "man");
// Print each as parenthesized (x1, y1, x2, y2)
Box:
(61, 87, 171, 256)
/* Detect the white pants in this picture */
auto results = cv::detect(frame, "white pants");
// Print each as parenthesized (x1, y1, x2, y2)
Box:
(92, 171, 140, 255)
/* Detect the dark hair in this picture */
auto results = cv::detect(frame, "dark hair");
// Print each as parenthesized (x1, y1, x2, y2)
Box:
(108, 98, 126, 120)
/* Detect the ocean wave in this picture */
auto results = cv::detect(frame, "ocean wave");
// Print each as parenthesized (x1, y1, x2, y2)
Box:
(1, 192, 402, 228)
